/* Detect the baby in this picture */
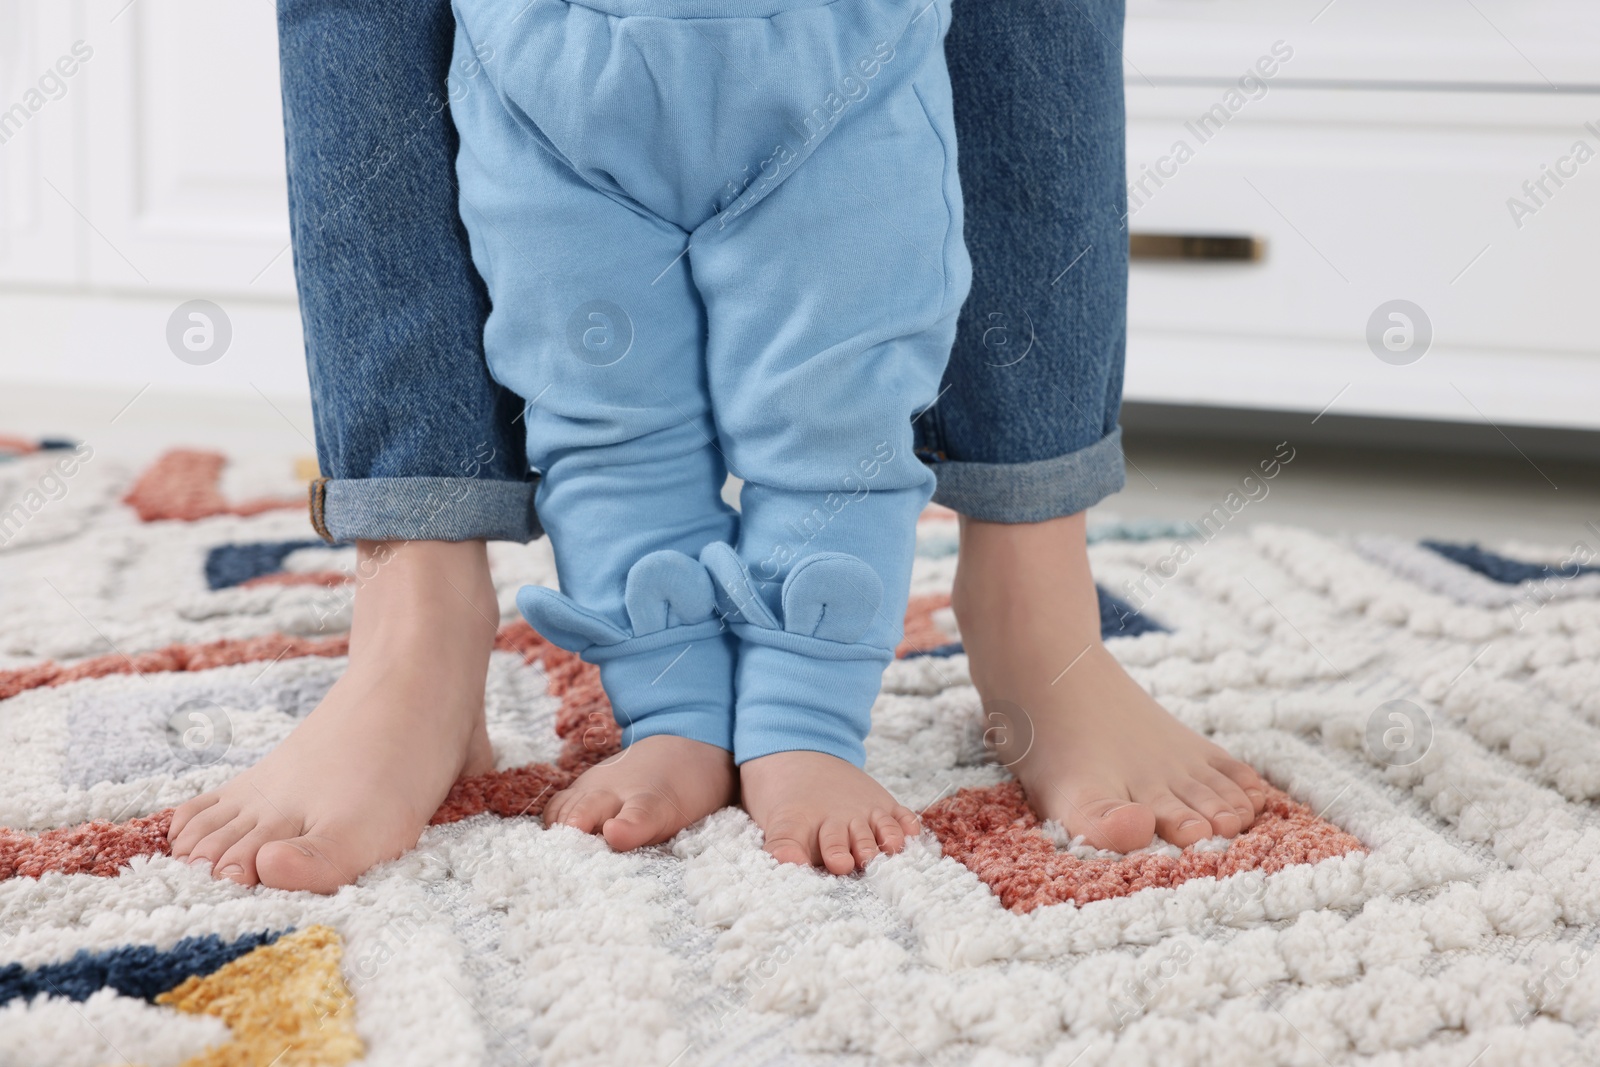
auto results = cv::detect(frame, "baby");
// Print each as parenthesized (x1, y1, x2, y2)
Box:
(448, 0, 970, 870)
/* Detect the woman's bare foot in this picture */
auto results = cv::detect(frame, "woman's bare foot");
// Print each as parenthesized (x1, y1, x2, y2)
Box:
(740, 751, 922, 874)
(952, 512, 1269, 853)
(544, 735, 737, 850)
(168, 540, 498, 893)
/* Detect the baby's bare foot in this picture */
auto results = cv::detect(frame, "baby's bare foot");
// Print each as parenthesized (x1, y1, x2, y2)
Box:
(954, 513, 1269, 852)
(167, 540, 498, 893)
(544, 735, 736, 850)
(740, 751, 921, 874)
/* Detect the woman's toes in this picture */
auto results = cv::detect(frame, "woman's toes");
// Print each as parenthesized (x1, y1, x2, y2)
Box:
(187, 816, 259, 870)
(818, 817, 855, 875)
(168, 793, 221, 843)
(1059, 788, 1156, 852)
(761, 815, 816, 868)
(1196, 799, 1241, 837)
(214, 826, 278, 886)
(1214, 757, 1269, 814)
(170, 802, 241, 858)
(1148, 793, 1213, 848)
(1197, 769, 1256, 830)
(1175, 778, 1244, 838)
(256, 833, 364, 895)
(871, 811, 906, 854)
(848, 817, 879, 868)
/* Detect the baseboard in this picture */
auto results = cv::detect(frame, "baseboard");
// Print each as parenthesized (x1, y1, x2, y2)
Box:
(1122, 400, 1600, 464)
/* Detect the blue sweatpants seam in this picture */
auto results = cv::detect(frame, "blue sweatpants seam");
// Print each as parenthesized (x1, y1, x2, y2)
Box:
(911, 78, 954, 319)
(452, 6, 684, 233)
(563, 0, 847, 21)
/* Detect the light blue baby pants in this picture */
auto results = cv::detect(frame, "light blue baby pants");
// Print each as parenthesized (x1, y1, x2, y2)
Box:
(449, 0, 970, 766)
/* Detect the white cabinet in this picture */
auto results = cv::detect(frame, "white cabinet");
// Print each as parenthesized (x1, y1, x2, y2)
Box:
(1123, 0, 1600, 430)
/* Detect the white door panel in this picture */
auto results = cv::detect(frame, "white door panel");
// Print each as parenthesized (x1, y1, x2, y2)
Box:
(0, 0, 85, 284)
(81, 0, 293, 296)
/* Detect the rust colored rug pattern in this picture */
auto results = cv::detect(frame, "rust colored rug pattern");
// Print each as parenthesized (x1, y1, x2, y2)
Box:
(4, 447, 1590, 1066)
(921, 782, 1364, 914)
(0, 601, 1362, 913)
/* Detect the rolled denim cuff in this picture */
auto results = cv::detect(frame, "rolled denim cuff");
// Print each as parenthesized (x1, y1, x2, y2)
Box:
(929, 426, 1127, 523)
(309, 476, 540, 544)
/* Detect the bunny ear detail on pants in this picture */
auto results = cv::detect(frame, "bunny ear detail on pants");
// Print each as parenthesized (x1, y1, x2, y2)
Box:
(516, 550, 727, 660)
(624, 550, 719, 635)
(780, 553, 882, 645)
(699, 541, 781, 630)
(698, 542, 889, 661)
(519, 550, 738, 752)
(701, 544, 894, 766)
(515, 585, 630, 654)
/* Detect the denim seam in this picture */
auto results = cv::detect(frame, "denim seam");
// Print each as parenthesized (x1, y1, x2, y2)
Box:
(308, 478, 333, 543)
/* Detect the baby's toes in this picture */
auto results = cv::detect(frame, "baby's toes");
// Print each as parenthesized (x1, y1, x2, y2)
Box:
(549, 789, 621, 834)
(601, 795, 675, 852)
(892, 805, 921, 839)
(818, 816, 856, 875)
(542, 790, 572, 827)
(761, 814, 817, 868)
(848, 817, 880, 868)
(871, 810, 906, 854)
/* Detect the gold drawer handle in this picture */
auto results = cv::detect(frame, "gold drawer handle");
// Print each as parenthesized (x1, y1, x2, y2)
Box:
(1129, 233, 1265, 262)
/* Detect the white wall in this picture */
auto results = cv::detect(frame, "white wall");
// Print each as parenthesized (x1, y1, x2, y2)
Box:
(0, 0, 306, 408)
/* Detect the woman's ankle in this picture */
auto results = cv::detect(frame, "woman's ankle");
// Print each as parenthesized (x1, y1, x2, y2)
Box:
(348, 539, 499, 647)
(952, 512, 1097, 631)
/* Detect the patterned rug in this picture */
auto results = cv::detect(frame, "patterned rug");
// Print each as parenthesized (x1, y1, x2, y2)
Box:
(3, 441, 1599, 1066)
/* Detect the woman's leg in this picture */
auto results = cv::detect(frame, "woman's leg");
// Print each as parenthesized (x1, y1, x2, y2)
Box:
(167, 0, 522, 893)
(928, 0, 1268, 851)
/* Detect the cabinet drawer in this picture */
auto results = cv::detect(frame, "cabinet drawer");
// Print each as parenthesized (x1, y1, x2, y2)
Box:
(1122, 87, 1600, 429)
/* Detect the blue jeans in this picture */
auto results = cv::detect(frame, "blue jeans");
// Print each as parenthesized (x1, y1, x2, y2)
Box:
(278, 0, 1127, 542)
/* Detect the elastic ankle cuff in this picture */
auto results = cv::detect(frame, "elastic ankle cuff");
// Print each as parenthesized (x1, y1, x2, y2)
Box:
(597, 630, 737, 753)
(734, 728, 867, 768)
(623, 705, 735, 752)
(730, 644, 884, 767)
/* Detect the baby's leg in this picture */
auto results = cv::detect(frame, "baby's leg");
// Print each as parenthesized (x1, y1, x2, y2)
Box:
(691, 3, 970, 872)
(451, 28, 739, 848)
